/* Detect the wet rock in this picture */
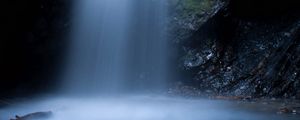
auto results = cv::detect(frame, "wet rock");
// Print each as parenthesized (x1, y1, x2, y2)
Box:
(296, 91, 300, 99)
(172, 0, 300, 98)
(169, 0, 227, 43)
(184, 52, 204, 68)
(278, 107, 292, 114)
(167, 82, 206, 97)
(211, 95, 252, 101)
(10, 111, 53, 120)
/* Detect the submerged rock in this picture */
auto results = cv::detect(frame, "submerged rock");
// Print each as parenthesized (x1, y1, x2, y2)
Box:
(10, 111, 52, 120)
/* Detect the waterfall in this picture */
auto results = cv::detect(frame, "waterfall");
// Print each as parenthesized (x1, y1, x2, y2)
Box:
(62, 0, 169, 95)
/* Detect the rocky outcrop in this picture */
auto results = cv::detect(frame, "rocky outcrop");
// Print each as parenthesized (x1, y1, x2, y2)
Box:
(172, 0, 300, 98)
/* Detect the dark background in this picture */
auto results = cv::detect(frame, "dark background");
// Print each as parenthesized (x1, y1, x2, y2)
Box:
(1, 0, 71, 97)
(230, 0, 299, 18)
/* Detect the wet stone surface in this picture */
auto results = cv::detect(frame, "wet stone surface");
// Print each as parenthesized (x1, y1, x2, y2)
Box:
(170, 0, 300, 98)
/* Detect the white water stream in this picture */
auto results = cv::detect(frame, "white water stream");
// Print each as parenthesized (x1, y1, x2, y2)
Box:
(62, 0, 169, 94)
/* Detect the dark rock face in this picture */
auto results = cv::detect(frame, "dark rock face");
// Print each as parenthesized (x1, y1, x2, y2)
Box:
(1, 0, 71, 97)
(173, 0, 300, 98)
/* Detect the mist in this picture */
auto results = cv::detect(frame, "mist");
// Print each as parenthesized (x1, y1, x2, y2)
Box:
(1, 0, 300, 120)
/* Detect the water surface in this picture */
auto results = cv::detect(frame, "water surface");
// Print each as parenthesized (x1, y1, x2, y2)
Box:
(1, 96, 298, 120)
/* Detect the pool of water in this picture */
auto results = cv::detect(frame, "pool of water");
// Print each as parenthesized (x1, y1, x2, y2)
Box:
(1, 95, 298, 120)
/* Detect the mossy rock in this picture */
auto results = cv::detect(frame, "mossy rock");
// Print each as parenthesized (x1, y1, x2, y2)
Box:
(171, 0, 215, 16)
(183, 0, 214, 13)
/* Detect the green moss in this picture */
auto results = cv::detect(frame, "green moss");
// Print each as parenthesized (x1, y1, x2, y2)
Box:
(184, 0, 213, 12)
(172, 0, 215, 17)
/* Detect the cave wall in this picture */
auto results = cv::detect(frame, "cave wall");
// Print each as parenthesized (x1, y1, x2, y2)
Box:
(172, 0, 300, 98)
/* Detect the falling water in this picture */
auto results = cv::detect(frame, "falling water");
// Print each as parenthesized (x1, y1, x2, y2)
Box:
(2, 1, 300, 120)
(63, 0, 169, 94)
